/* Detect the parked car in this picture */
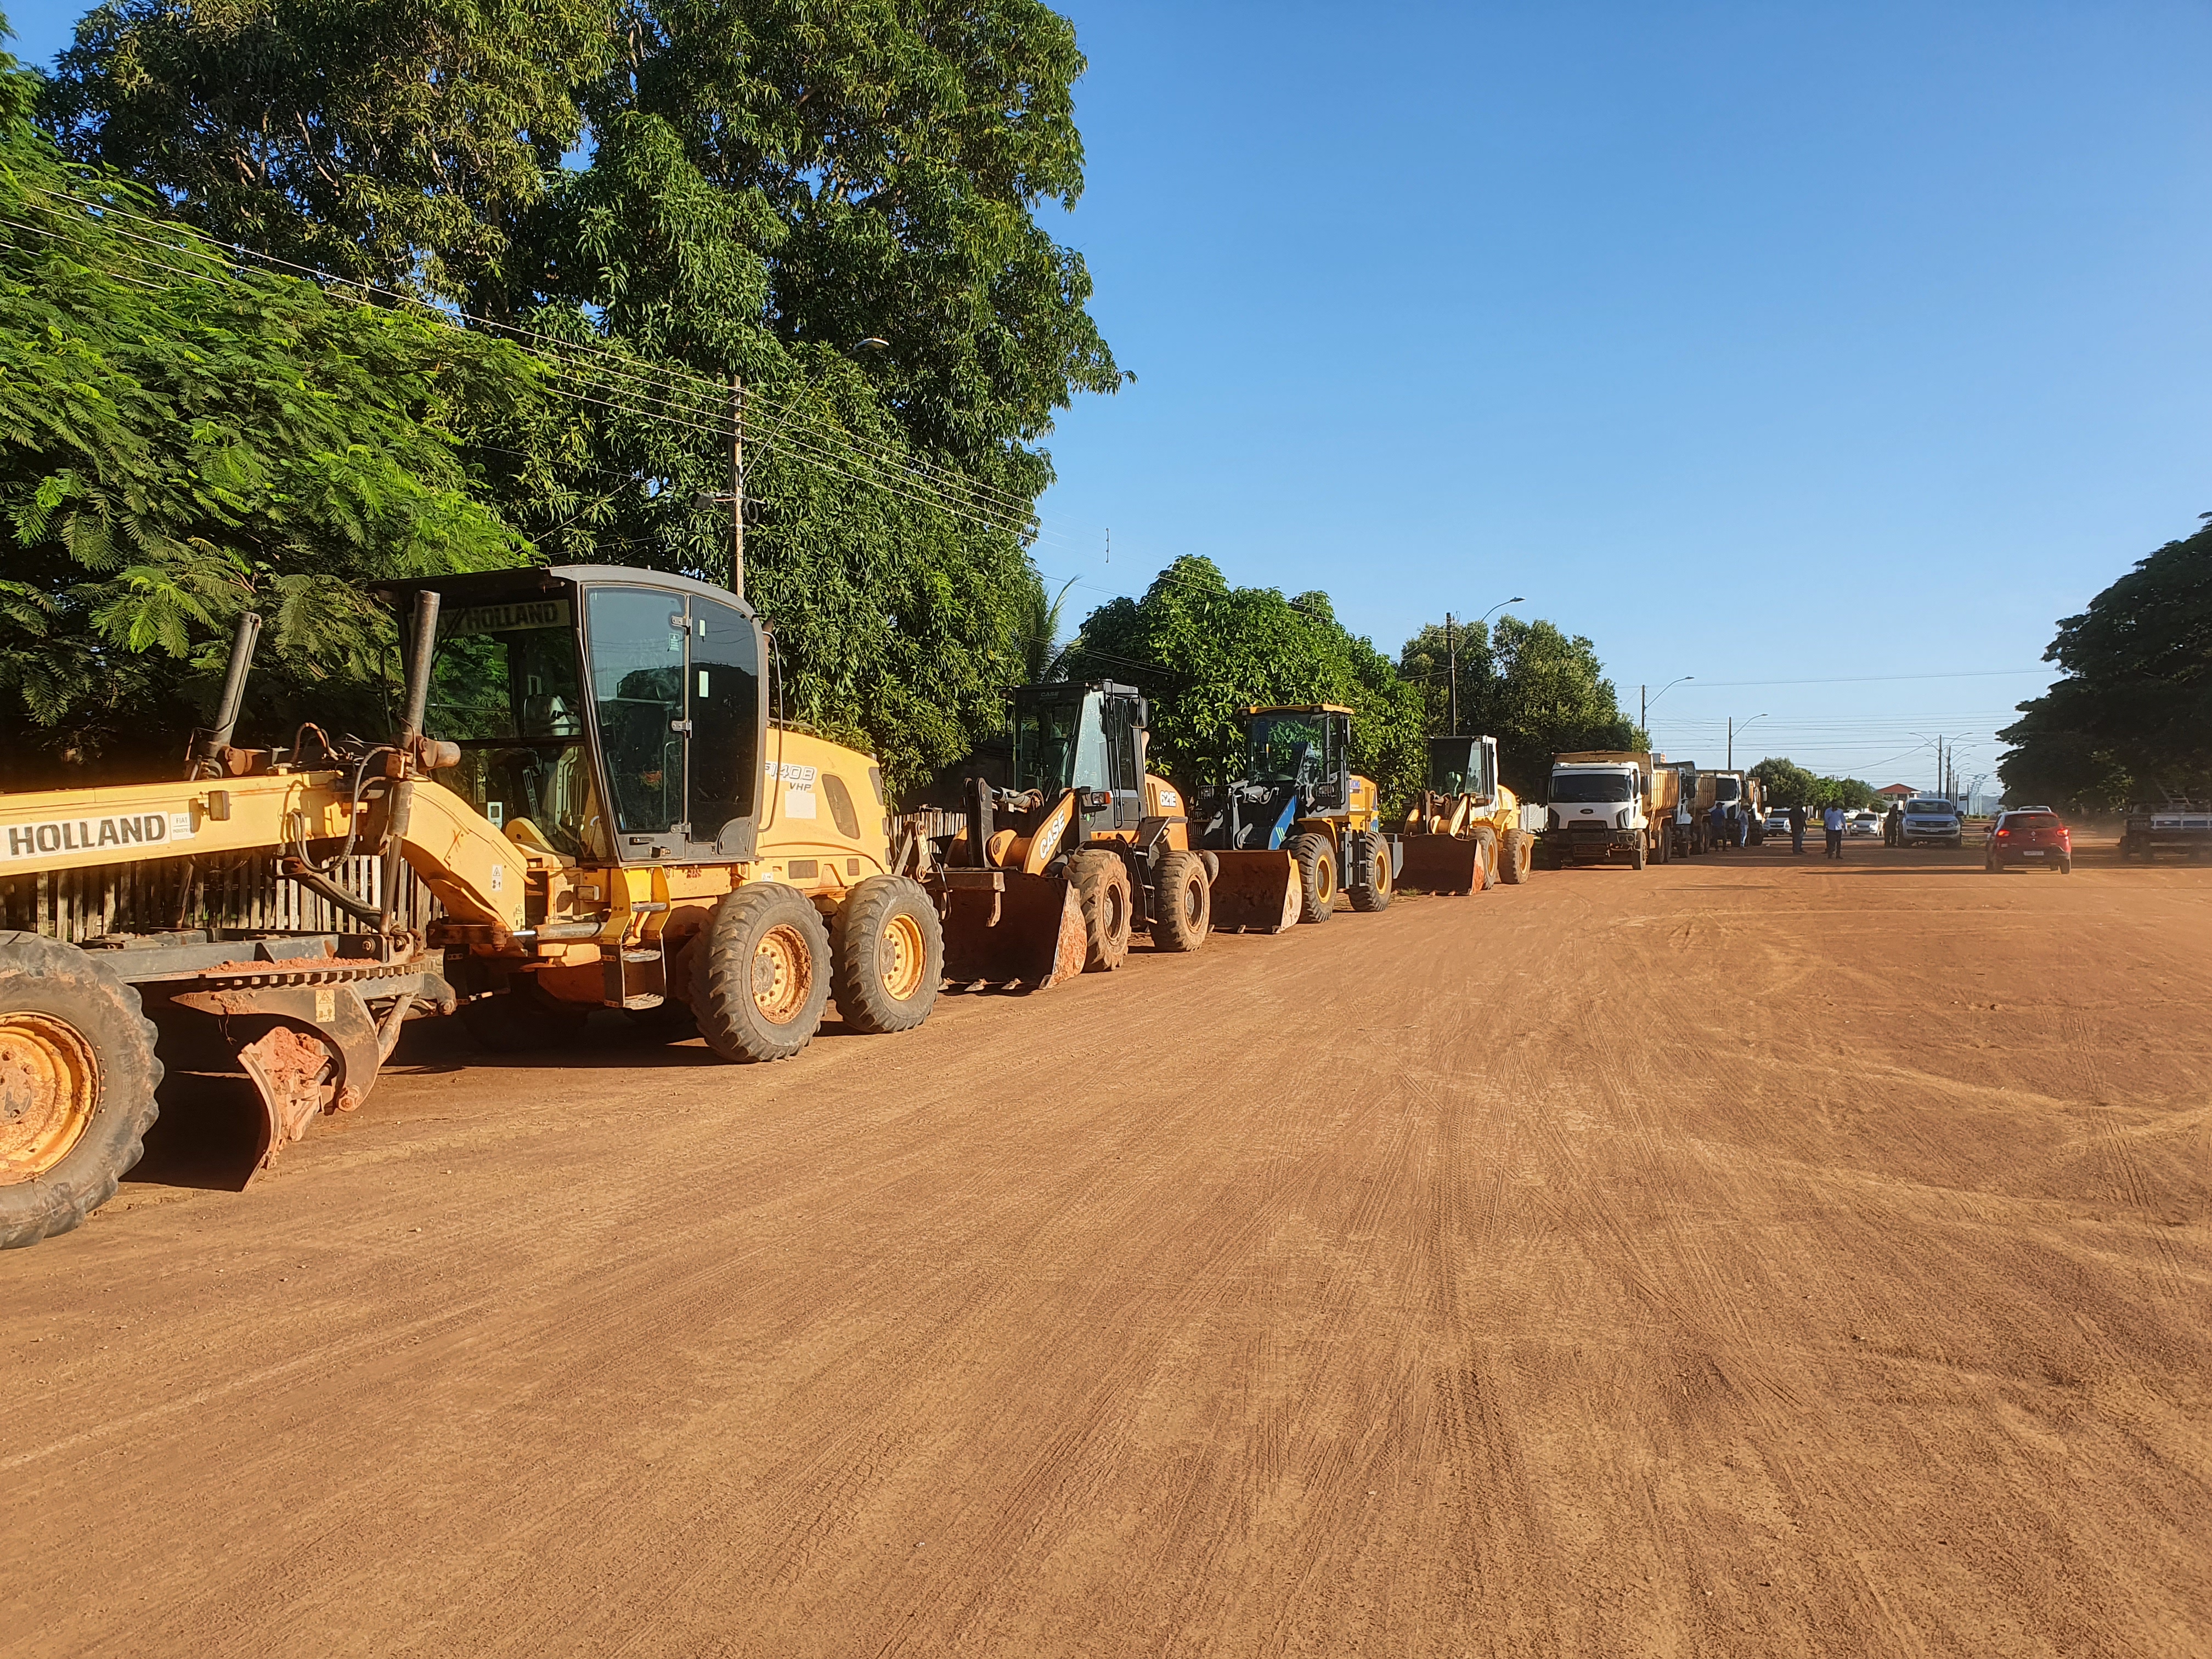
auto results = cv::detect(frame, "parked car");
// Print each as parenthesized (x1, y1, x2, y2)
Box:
(1764, 809, 1793, 838)
(1986, 809, 2072, 873)
(1847, 811, 1880, 838)
(1899, 796, 1963, 848)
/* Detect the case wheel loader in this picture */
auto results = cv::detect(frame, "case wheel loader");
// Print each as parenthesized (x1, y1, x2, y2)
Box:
(1194, 706, 1402, 931)
(913, 680, 1214, 990)
(1396, 734, 1532, 893)
(0, 565, 940, 1250)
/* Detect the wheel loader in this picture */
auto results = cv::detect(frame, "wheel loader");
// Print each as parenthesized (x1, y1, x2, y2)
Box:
(1396, 734, 1533, 893)
(915, 679, 1214, 988)
(0, 565, 941, 1250)
(1194, 705, 1401, 930)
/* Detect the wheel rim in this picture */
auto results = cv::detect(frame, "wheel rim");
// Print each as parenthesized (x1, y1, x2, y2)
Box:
(1374, 848, 1391, 896)
(750, 924, 815, 1025)
(1316, 856, 1335, 905)
(0, 1013, 99, 1185)
(1182, 872, 1205, 927)
(878, 912, 928, 1003)
(1107, 882, 1131, 941)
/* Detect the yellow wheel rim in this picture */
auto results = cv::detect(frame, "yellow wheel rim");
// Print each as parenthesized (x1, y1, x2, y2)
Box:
(1375, 850, 1392, 896)
(0, 1012, 99, 1185)
(751, 924, 814, 1025)
(1316, 857, 1336, 906)
(879, 912, 928, 1003)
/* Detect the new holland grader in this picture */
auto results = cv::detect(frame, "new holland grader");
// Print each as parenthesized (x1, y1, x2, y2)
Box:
(1195, 704, 1400, 930)
(917, 679, 1214, 988)
(0, 565, 943, 1249)
(1396, 733, 1533, 893)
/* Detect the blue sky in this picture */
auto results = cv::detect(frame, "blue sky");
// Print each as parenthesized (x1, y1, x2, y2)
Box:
(13, 1, 2208, 792)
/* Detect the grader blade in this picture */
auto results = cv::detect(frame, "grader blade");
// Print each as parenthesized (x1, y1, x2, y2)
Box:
(1206, 850, 1301, 933)
(940, 871, 1088, 990)
(1398, 833, 1488, 895)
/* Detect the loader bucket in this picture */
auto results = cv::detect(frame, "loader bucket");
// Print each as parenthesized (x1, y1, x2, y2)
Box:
(939, 870, 1089, 990)
(1206, 849, 1301, 933)
(1398, 833, 1487, 895)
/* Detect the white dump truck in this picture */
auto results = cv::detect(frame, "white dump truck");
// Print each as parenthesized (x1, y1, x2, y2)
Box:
(1539, 751, 1679, 870)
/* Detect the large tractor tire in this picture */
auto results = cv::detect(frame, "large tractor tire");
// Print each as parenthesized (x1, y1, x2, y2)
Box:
(462, 978, 589, 1053)
(1, 933, 162, 1250)
(1150, 850, 1211, 952)
(830, 876, 943, 1035)
(693, 884, 833, 1062)
(1347, 831, 1394, 912)
(1069, 849, 1133, 973)
(1292, 833, 1337, 924)
(1498, 828, 1532, 884)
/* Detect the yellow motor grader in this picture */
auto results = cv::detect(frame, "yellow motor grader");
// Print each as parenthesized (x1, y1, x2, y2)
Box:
(917, 679, 1214, 988)
(1396, 734, 1532, 893)
(1194, 704, 1398, 930)
(0, 565, 941, 1249)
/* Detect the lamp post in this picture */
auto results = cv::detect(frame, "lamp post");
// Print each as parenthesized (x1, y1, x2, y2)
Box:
(1726, 713, 1769, 771)
(1640, 674, 1694, 743)
(1444, 597, 1522, 734)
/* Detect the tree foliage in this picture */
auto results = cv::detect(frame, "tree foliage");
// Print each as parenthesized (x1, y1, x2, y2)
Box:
(0, 48, 561, 785)
(1748, 758, 1876, 810)
(1398, 614, 1642, 794)
(1998, 518, 2212, 808)
(1069, 556, 1425, 804)
(37, 0, 1122, 794)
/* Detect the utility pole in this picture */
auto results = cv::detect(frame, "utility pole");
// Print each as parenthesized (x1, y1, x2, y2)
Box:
(1640, 683, 1646, 734)
(729, 374, 746, 601)
(1446, 613, 1458, 734)
(1727, 715, 1734, 770)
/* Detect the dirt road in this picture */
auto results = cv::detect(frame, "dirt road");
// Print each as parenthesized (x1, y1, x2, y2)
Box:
(4, 840, 2207, 1657)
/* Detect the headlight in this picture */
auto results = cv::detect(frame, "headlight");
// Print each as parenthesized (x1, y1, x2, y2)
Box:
(1617, 809, 1632, 828)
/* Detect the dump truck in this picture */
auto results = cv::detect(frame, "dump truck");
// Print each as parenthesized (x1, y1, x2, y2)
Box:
(2119, 797, 2212, 861)
(0, 565, 942, 1250)
(917, 679, 1212, 988)
(1694, 769, 1762, 849)
(1397, 734, 1533, 892)
(1539, 751, 1679, 869)
(1666, 761, 1702, 857)
(1195, 704, 1401, 929)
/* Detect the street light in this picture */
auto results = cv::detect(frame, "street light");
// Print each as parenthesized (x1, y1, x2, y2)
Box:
(1726, 713, 1769, 770)
(1640, 673, 1694, 738)
(1443, 599, 1523, 733)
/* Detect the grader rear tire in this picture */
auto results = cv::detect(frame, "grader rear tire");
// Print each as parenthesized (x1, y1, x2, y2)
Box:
(1348, 832, 1393, 912)
(0, 933, 162, 1250)
(693, 884, 833, 1062)
(1150, 850, 1211, 952)
(1069, 850, 1133, 973)
(830, 877, 943, 1034)
(1498, 828, 1532, 885)
(1293, 833, 1336, 924)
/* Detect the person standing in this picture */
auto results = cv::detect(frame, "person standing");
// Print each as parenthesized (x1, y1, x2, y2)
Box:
(1708, 800, 1728, 852)
(1884, 802, 1903, 847)
(1823, 802, 1847, 859)
(1790, 803, 1808, 854)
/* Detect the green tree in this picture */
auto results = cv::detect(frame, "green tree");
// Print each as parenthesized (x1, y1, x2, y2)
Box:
(0, 47, 558, 786)
(1400, 614, 1641, 794)
(1998, 518, 2212, 808)
(1070, 556, 1425, 804)
(1748, 759, 1876, 811)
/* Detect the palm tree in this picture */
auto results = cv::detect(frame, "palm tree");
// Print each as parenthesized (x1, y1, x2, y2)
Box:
(1013, 572, 1080, 682)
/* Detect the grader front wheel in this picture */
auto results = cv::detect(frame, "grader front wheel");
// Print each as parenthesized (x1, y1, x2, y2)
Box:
(0, 933, 163, 1250)
(831, 877, 944, 1035)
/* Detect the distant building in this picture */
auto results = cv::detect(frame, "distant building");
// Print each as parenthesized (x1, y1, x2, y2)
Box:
(1877, 784, 1916, 802)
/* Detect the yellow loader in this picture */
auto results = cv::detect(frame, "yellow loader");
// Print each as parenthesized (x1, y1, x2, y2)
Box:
(0, 565, 940, 1249)
(1397, 734, 1533, 893)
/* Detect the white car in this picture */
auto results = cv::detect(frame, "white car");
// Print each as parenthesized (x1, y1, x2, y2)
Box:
(1848, 811, 1880, 838)
(1899, 797, 1963, 848)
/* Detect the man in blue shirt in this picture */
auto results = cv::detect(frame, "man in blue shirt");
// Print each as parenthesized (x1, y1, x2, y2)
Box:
(1822, 803, 1847, 859)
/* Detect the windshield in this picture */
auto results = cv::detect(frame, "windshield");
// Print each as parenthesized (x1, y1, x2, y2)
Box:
(1426, 738, 1488, 797)
(1245, 712, 1327, 786)
(1012, 694, 1102, 793)
(1905, 799, 1953, 815)
(1550, 770, 1633, 804)
(1712, 777, 1741, 802)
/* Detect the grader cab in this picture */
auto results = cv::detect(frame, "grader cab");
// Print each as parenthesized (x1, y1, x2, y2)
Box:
(0, 565, 941, 1250)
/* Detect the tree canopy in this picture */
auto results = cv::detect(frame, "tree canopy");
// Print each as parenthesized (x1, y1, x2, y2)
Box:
(1747, 759, 1877, 811)
(1069, 556, 1425, 803)
(1398, 614, 1643, 794)
(1997, 518, 2212, 808)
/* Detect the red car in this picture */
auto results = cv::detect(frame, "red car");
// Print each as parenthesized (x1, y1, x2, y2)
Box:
(1985, 808, 2072, 873)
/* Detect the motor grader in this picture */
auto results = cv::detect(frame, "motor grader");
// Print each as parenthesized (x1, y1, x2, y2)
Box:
(0, 565, 941, 1250)
(1396, 734, 1532, 893)
(1194, 705, 1400, 930)
(917, 679, 1214, 988)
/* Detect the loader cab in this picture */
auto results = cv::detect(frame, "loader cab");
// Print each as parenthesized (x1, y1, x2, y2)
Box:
(1425, 736, 1497, 804)
(385, 566, 767, 867)
(1008, 680, 1149, 836)
(1242, 706, 1351, 812)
